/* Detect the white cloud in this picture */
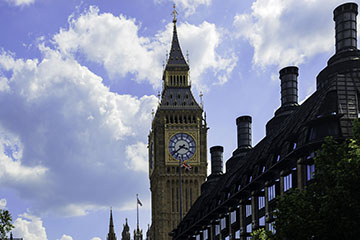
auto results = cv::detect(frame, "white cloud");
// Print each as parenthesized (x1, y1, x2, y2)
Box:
(58, 234, 73, 240)
(53, 6, 236, 91)
(233, 0, 355, 68)
(13, 213, 47, 240)
(6, 0, 34, 7)
(171, 22, 237, 88)
(125, 142, 148, 173)
(154, 0, 212, 16)
(0, 4, 236, 220)
(53, 6, 164, 88)
(0, 198, 6, 208)
(91, 238, 102, 240)
(0, 46, 158, 216)
(0, 128, 47, 186)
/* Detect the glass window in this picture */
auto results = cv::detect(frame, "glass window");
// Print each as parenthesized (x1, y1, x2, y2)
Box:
(269, 222, 276, 233)
(235, 230, 240, 238)
(203, 229, 208, 240)
(259, 216, 265, 226)
(230, 210, 237, 224)
(258, 196, 265, 209)
(246, 205, 252, 217)
(268, 184, 276, 201)
(221, 217, 226, 230)
(215, 224, 220, 235)
(307, 164, 315, 181)
(246, 223, 252, 233)
(284, 173, 292, 192)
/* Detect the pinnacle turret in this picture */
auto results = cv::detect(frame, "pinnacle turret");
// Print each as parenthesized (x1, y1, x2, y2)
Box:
(121, 218, 131, 240)
(107, 208, 117, 240)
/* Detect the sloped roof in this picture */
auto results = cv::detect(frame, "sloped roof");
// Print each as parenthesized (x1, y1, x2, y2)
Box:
(159, 87, 201, 110)
(166, 22, 189, 70)
(173, 83, 340, 237)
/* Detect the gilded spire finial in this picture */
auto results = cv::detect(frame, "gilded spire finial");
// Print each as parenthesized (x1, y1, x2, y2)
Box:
(172, 3, 178, 23)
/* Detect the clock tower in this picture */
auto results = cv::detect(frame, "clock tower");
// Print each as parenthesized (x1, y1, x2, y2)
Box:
(148, 6, 208, 240)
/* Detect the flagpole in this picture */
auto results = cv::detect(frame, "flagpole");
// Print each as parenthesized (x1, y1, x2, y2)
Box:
(136, 194, 139, 229)
(179, 156, 183, 222)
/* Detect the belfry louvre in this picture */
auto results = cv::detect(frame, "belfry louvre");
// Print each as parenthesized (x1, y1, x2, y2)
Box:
(171, 2, 360, 240)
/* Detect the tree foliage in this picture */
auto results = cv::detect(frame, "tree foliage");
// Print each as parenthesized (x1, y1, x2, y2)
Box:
(273, 121, 360, 240)
(0, 209, 14, 240)
(251, 228, 273, 240)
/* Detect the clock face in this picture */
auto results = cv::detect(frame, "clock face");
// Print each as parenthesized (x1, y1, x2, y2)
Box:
(169, 133, 196, 161)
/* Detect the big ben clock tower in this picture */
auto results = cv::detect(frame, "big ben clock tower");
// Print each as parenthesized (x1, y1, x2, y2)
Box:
(148, 5, 208, 240)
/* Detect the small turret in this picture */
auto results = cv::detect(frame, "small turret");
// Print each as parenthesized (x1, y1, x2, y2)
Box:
(107, 208, 117, 240)
(121, 218, 130, 240)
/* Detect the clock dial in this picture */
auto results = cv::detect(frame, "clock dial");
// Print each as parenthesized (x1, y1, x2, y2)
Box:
(169, 133, 196, 160)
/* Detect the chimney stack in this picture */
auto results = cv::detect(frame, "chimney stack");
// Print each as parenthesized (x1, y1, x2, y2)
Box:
(236, 116, 252, 150)
(279, 66, 299, 108)
(210, 146, 223, 176)
(266, 66, 299, 136)
(334, 3, 358, 53)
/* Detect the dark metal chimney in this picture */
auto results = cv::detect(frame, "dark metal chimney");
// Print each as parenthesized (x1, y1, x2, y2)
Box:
(334, 3, 358, 53)
(236, 116, 252, 150)
(279, 66, 299, 108)
(210, 146, 223, 175)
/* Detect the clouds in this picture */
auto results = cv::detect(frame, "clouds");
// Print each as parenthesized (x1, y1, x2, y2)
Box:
(59, 234, 73, 240)
(6, 0, 35, 7)
(0, 45, 158, 216)
(0, 126, 47, 187)
(0, 2, 236, 223)
(13, 213, 47, 240)
(233, 0, 355, 68)
(54, 6, 164, 88)
(125, 142, 148, 173)
(154, 0, 211, 16)
(0, 198, 6, 208)
(53, 6, 236, 90)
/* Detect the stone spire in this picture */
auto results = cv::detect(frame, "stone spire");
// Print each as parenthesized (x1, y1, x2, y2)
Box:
(166, 4, 189, 69)
(107, 208, 117, 240)
(121, 218, 130, 240)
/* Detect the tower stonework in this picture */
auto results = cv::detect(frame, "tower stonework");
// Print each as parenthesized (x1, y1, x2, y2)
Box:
(148, 8, 208, 240)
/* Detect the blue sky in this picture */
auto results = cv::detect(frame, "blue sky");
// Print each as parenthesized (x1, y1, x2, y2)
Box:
(0, 0, 358, 239)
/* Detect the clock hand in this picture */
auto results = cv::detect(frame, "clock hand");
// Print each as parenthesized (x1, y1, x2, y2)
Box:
(172, 144, 186, 155)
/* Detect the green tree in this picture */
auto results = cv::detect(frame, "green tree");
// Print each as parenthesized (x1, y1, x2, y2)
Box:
(273, 121, 360, 240)
(251, 228, 273, 240)
(0, 209, 14, 240)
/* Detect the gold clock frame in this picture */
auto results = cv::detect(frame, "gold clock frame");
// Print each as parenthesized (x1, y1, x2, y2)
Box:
(165, 129, 200, 166)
